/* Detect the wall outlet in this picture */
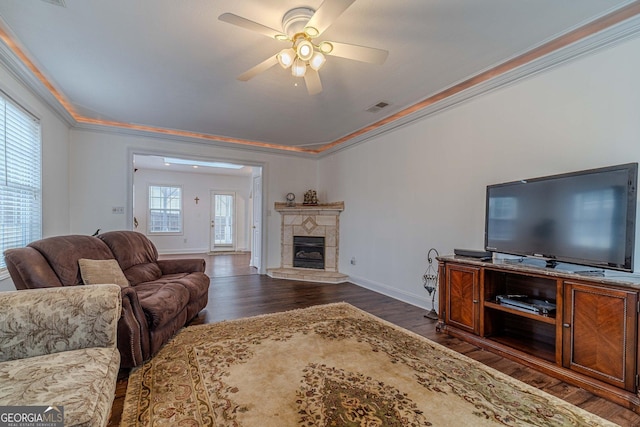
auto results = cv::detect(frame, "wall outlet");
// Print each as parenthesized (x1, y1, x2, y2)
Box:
(350, 257, 356, 265)
(112, 206, 124, 214)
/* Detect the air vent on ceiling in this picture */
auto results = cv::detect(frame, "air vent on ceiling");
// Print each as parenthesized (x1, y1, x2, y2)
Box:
(365, 101, 390, 113)
(41, 0, 66, 7)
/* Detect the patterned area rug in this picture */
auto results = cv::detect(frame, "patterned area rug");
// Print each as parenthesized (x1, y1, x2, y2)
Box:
(121, 303, 616, 426)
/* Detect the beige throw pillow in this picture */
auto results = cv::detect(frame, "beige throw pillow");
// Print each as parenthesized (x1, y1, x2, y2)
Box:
(78, 258, 130, 287)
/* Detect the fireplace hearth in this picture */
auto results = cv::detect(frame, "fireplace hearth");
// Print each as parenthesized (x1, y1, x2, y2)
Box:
(293, 236, 325, 269)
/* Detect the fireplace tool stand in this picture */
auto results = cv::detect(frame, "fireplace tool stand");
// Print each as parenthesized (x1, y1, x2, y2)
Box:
(423, 248, 440, 320)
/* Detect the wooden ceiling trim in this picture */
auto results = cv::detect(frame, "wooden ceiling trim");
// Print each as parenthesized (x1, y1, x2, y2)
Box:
(75, 116, 317, 153)
(0, 26, 80, 120)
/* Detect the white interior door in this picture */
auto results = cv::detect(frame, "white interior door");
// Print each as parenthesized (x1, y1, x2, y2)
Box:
(210, 191, 236, 251)
(251, 175, 262, 269)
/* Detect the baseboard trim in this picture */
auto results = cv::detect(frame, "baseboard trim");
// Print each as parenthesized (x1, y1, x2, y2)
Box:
(157, 248, 209, 255)
(208, 250, 251, 256)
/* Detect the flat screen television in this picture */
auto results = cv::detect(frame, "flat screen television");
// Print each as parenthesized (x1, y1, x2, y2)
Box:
(485, 163, 638, 272)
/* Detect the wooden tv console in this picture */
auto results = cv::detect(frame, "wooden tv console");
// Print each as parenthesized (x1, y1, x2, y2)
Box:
(437, 255, 640, 412)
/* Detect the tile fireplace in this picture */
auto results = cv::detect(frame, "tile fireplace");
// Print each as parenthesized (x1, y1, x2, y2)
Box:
(267, 201, 348, 284)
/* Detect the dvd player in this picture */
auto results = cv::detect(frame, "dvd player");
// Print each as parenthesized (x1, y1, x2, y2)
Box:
(496, 295, 556, 316)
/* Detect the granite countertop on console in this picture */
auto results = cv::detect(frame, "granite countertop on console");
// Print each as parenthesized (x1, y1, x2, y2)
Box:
(438, 255, 640, 289)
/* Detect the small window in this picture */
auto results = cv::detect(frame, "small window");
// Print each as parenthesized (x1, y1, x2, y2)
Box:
(0, 92, 42, 272)
(148, 185, 182, 234)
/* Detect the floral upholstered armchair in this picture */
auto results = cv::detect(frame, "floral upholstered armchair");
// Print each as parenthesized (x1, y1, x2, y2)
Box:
(0, 284, 121, 427)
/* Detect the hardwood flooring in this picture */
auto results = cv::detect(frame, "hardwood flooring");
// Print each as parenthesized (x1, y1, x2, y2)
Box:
(108, 255, 640, 426)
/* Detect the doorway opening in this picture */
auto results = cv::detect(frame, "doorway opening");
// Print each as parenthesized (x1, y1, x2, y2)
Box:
(131, 153, 263, 275)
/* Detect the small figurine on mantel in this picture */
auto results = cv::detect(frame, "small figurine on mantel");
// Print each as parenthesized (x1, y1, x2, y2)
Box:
(303, 190, 318, 205)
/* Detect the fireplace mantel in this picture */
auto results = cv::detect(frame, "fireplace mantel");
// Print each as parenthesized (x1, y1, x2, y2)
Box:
(273, 201, 344, 214)
(268, 201, 347, 284)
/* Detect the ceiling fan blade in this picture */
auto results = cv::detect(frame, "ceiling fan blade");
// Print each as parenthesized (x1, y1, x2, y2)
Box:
(304, 69, 323, 95)
(237, 55, 279, 81)
(326, 41, 389, 64)
(218, 13, 285, 39)
(306, 0, 356, 36)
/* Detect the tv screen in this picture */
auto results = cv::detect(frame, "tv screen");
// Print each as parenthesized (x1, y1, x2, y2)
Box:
(485, 163, 638, 272)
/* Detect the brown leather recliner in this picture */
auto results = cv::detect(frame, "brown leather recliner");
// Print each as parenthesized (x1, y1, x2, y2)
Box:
(3, 230, 210, 367)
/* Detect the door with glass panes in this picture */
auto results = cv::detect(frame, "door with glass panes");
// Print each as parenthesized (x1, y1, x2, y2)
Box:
(210, 191, 236, 251)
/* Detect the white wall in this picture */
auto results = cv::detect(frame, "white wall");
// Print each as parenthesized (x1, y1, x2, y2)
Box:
(68, 129, 318, 272)
(133, 168, 252, 254)
(0, 63, 70, 291)
(319, 35, 640, 308)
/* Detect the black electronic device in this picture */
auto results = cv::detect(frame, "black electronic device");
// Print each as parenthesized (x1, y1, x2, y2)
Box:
(454, 248, 492, 259)
(485, 163, 638, 272)
(496, 295, 556, 316)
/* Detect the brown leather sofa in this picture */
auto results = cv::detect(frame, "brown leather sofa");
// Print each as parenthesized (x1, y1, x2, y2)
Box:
(3, 230, 210, 368)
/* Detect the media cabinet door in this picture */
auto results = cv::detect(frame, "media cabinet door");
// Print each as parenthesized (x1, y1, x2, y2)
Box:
(445, 264, 480, 334)
(562, 281, 638, 392)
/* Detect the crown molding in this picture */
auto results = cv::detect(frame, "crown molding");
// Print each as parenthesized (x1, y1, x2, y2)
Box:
(72, 119, 320, 158)
(0, 32, 76, 125)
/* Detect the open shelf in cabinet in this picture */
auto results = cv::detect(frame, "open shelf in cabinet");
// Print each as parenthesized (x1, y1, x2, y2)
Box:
(483, 269, 559, 319)
(484, 301, 556, 324)
(489, 335, 556, 362)
(482, 269, 559, 363)
(483, 310, 556, 362)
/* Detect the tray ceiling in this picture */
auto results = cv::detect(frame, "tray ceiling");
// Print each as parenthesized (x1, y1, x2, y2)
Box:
(0, 0, 637, 155)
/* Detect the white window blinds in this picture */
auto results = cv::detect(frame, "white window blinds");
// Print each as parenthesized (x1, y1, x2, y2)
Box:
(0, 92, 42, 271)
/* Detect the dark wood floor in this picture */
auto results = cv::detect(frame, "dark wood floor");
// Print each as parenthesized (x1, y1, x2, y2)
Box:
(108, 256, 640, 426)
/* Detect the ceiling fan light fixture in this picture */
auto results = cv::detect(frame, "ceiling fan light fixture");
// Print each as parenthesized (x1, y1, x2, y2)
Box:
(296, 39, 314, 61)
(291, 57, 307, 77)
(277, 48, 296, 68)
(304, 26, 319, 38)
(318, 41, 334, 54)
(309, 51, 326, 70)
(220, 2, 387, 96)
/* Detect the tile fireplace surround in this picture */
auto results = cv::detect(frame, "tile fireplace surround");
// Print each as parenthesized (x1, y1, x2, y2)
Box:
(267, 201, 348, 284)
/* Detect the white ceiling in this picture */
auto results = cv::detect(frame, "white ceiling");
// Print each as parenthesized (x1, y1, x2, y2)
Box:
(0, 0, 635, 152)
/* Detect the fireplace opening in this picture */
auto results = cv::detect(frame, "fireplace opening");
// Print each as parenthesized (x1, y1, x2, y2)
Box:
(293, 236, 325, 269)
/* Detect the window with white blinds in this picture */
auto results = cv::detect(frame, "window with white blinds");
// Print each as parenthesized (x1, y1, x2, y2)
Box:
(0, 92, 42, 272)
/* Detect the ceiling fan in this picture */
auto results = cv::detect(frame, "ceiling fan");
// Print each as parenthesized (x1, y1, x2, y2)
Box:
(219, 0, 388, 95)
